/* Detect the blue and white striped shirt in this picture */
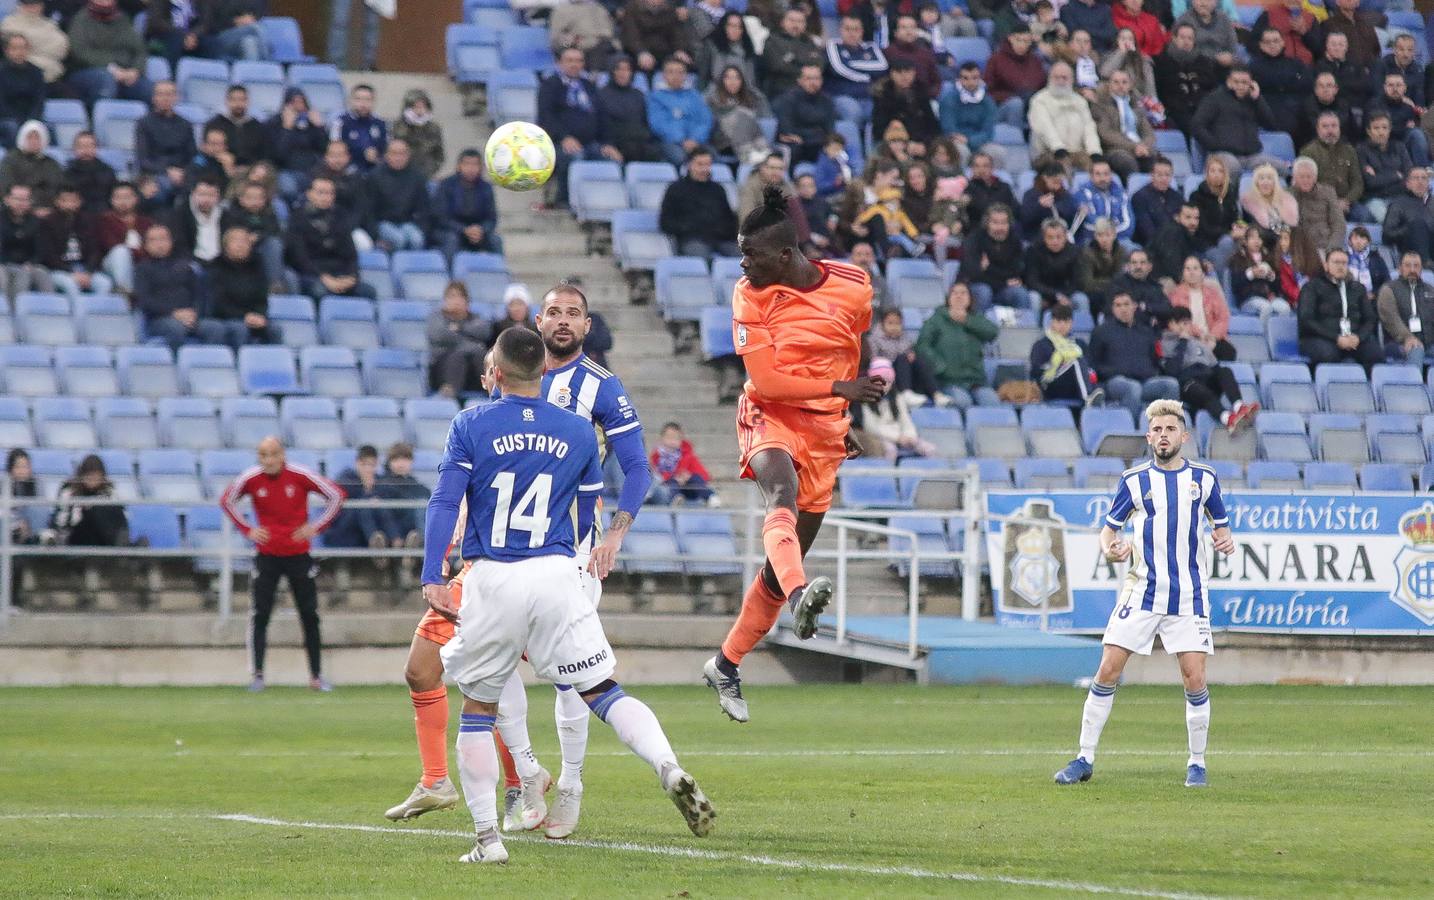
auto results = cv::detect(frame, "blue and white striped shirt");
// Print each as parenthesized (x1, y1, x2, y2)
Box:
(1105, 460, 1228, 617)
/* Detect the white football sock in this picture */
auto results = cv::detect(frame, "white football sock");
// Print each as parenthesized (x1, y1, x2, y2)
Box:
(456, 715, 499, 834)
(496, 669, 540, 779)
(1185, 688, 1210, 767)
(588, 684, 677, 786)
(554, 685, 590, 790)
(1078, 681, 1118, 763)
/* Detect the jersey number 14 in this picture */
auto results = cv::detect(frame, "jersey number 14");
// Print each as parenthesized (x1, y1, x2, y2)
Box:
(489, 472, 553, 548)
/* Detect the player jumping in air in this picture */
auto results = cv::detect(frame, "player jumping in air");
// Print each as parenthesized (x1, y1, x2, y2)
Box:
(387, 284, 651, 841)
(702, 186, 887, 723)
(1054, 399, 1235, 789)
(421, 328, 712, 864)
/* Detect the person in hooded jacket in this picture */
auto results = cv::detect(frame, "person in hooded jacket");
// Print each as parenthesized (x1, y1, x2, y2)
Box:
(265, 88, 328, 201)
(392, 88, 445, 181)
(0, 120, 63, 211)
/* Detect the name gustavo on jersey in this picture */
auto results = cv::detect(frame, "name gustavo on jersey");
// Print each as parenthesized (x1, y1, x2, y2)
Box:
(491, 433, 571, 458)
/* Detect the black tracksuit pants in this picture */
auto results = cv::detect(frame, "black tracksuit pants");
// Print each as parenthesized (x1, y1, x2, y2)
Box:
(250, 552, 322, 677)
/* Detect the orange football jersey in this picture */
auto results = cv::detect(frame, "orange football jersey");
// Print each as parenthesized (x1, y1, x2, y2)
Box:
(731, 259, 874, 416)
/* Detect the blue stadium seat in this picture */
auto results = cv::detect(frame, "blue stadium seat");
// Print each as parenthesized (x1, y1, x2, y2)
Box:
(699, 305, 735, 360)
(674, 513, 742, 576)
(1258, 131, 1295, 164)
(156, 397, 222, 450)
(75, 294, 137, 347)
(1256, 412, 1312, 462)
(341, 397, 405, 448)
(1265, 315, 1306, 362)
(568, 159, 627, 224)
(1303, 461, 1357, 490)
(128, 505, 183, 547)
(833, 119, 864, 168)
(1309, 413, 1367, 463)
(239, 345, 302, 394)
(620, 510, 683, 575)
(712, 256, 743, 305)
(299, 346, 363, 397)
(946, 36, 991, 67)
(231, 61, 286, 118)
(267, 294, 319, 347)
(361, 348, 425, 397)
(15, 293, 76, 345)
(964, 457, 1009, 488)
(55, 345, 117, 398)
(1021, 405, 1081, 458)
(187, 505, 254, 574)
(655, 257, 712, 322)
(995, 326, 1042, 363)
(1073, 457, 1126, 489)
(965, 407, 1024, 458)
(404, 397, 461, 450)
(1247, 460, 1302, 489)
(1314, 363, 1373, 413)
(280, 397, 343, 449)
(260, 16, 314, 64)
(469, 5, 517, 28)
(1258, 362, 1316, 413)
(322, 447, 356, 477)
(1372, 364, 1431, 414)
(0, 346, 58, 397)
(116, 346, 177, 398)
(487, 69, 539, 125)
(451, 252, 511, 302)
(34, 397, 96, 450)
(44, 99, 89, 147)
(92, 99, 146, 151)
(612, 210, 672, 272)
(138, 449, 202, 503)
(625, 161, 679, 211)
(1080, 407, 1136, 454)
(499, 25, 554, 72)
(318, 296, 380, 349)
(1366, 414, 1426, 465)
(176, 345, 240, 398)
(409, 450, 443, 489)
(0, 397, 34, 449)
(1225, 315, 1270, 363)
(219, 397, 280, 448)
(200, 449, 253, 498)
(174, 102, 209, 143)
(447, 24, 501, 84)
(287, 63, 345, 117)
(1204, 460, 1244, 487)
(1360, 462, 1413, 491)
(838, 459, 903, 508)
(1014, 458, 1071, 489)
(93, 396, 156, 450)
(175, 57, 230, 110)
(888, 515, 955, 578)
(885, 258, 945, 310)
(392, 250, 450, 301)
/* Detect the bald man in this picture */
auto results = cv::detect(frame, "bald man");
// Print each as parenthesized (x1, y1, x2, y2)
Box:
(221, 437, 345, 692)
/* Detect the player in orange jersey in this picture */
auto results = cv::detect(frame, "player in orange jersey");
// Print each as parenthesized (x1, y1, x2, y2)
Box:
(702, 185, 887, 723)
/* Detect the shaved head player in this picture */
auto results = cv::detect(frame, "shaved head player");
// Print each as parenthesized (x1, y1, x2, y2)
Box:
(702, 186, 887, 722)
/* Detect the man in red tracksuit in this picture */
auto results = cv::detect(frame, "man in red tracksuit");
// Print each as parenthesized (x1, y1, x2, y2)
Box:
(221, 436, 345, 692)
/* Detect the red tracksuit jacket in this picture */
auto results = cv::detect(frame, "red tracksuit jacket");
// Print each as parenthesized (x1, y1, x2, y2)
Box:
(220, 464, 345, 557)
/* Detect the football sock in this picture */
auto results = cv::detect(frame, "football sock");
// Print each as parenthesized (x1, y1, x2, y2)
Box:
(409, 687, 449, 788)
(718, 576, 786, 667)
(1185, 688, 1210, 767)
(455, 714, 499, 834)
(554, 684, 590, 790)
(587, 685, 678, 783)
(496, 669, 540, 780)
(761, 508, 806, 597)
(1079, 681, 1118, 763)
(494, 730, 519, 789)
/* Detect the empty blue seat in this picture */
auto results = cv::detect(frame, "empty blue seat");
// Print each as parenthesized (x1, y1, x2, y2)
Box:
(286, 63, 345, 116)
(1073, 457, 1126, 489)
(342, 396, 404, 447)
(175, 57, 230, 109)
(0, 397, 34, 449)
(569, 160, 628, 224)
(93, 100, 146, 151)
(1309, 413, 1367, 463)
(259, 16, 314, 64)
(95, 396, 158, 450)
(1255, 412, 1311, 461)
(186, 505, 254, 574)
(699, 305, 735, 359)
(268, 294, 319, 347)
(138, 449, 202, 503)
(447, 23, 501, 84)
(487, 69, 539, 126)
(966, 406, 1024, 457)
(376, 301, 429, 353)
(392, 250, 450, 301)
(1080, 407, 1136, 454)
(887, 515, 956, 578)
(200, 449, 255, 497)
(15, 293, 76, 345)
(299, 346, 362, 397)
(1259, 362, 1317, 413)
(620, 510, 683, 574)
(1258, 130, 1295, 163)
(452, 251, 511, 301)
(1014, 458, 1071, 489)
(613, 209, 672, 272)
(674, 513, 741, 576)
(946, 36, 991, 67)
(711, 256, 742, 305)
(55, 345, 117, 398)
(177, 344, 240, 397)
(1304, 461, 1356, 489)
(839, 459, 903, 508)
(156, 397, 222, 450)
(116, 345, 178, 398)
(34, 398, 96, 450)
(885, 258, 945, 310)
(319, 296, 380, 349)
(1314, 364, 1373, 413)
(1265, 315, 1306, 362)
(358, 249, 395, 301)
(280, 397, 344, 449)
(499, 25, 555, 71)
(656, 256, 712, 322)
(1020, 405, 1081, 457)
(231, 60, 286, 117)
(909, 406, 962, 430)
(405, 397, 461, 450)
(220, 396, 280, 447)
(128, 505, 183, 547)
(45, 99, 88, 147)
(75, 294, 138, 346)
(1373, 364, 1431, 414)
(1367, 414, 1426, 464)
(360, 348, 424, 397)
(625, 161, 679, 211)
(239, 345, 301, 394)
(1248, 460, 1301, 489)
(1360, 463, 1413, 491)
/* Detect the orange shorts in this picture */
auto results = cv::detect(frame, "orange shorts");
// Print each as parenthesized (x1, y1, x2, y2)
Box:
(736, 394, 849, 514)
(413, 563, 471, 646)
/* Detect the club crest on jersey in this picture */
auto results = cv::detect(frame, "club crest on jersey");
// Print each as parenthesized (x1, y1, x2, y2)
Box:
(523, 408, 536, 421)
(737, 324, 748, 347)
(555, 386, 572, 407)
(285, 485, 295, 497)
(1390, 504, 1434, 624)
(1189, 482, 1202, 499)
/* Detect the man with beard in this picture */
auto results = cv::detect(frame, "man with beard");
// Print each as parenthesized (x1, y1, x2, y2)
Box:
(1154, 23, 1218, 137)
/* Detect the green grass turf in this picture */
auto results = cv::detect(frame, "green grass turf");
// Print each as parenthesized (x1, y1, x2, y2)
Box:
(2, 683, 1430, 898)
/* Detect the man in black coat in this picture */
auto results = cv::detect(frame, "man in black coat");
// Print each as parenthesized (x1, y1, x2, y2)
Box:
(284, 174, 376, 301)
(1087, 290, 1180, 420)
(1296, 247, 1381, 371)
(362, 139, 433, 251)
(961, 203, 1027, 310)
(1153, 24, 1218, 137)
(1023, 217, 1082, 318)
(964, 151, 1017, 230)
(205, 226, 277, 350)
(870, 59, 939, 147)
(1109, 248, 1172, 327)
(1189, 65, 1279, 174)
(265, 88, 328, 201)
(205, 84, 268, 167)
(773, 64, 837, 166)
(1130, 157, 1183, 246)
(658, 147, 737, 259)
(1247, 29, 1311, 138)
(0, 33, 45, 148)
(538, 47, 618, 207)
(135, 81, 196, 198)
(1381, 167, 1434, 266)
(1150, 202, 1210, 283)
(62, 131, 117, 213)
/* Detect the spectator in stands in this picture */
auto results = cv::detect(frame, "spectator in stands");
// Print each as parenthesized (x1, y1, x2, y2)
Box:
(221, 180, 285, 290)
(268, 89, 328, 200)
(659, 146, 738, 259)
(387, 90, 443, 184)
(599, 56, 661, 164)
(1167, 254, 1235, 359)
(6, 449, 38, 554)
(1315, 31, 1372, 109)
(195, 0, 266, 61)
(762, 7, 823, 97)
(1229, 228, 1289, 317)
(135, 81, 196, 199)
(285, 174, 374, 302)
(649, 422, 716, 505)
(328, 445, 388, 552)
(363, 139, 432, 252)
(1129, 157, 1180, 246)
(1112, 0, 1165, 56)
(1088, 70, 1154, 181)
(1060, 0, 1116, 52)
(1250, 28, 1312, 139)
(963, 203, 1027, 310)
(1296, 72, 1355, 153)
(1298, 247, 1381, 369)
(1359, 112, 1413, 224)
(774, 64, 838, 165)
(870, 305, 944, 407)
(1277, 225, 1323, 302)
(1189, 154, 1241, 269)
(964, 150, 1017, 229)
(694, 11, 759, 90)
(51, 455, 129, 548)
(1377, 33, 1426, 107)
(853, 356, 937, 460)
(1089, 290, 1179, 419)
(203, 89, 267, 166)
(1026, 217, 1086, 317)
(1190, 66, 1279, 177)
(550, 0, 620, 74)
(1017, 162, 1077, 237)
(1382, 166, 1434, 266)
(739, 152, 798, 223)
(64, 0, 151, 105)
(1253, 0, 1314, 67)
(1076, 217, 1129, 316)
(539, 47, 613, 208)
(848, 239, 888, 304)
(0, 121, 62, 212)
(1056, 28, 1102, 95)
(621, 0, 690, 77)
(882, 14, 940, 101)
(1153, 23, 1218, 138)
(1345, 224, 1389, 297)
(94, 181, 152, 294)
(378, 442, 428, 574)
(172, 177, 223, 264)
(61, 132, 114, 214)
(489, 283, 537, 344)
(1160, 307, 1258, 433)
(939, 62, 997, 156)
(985, 28, 1047, 129)
(917, 281, 1000, 407)
(206, 226, 277, 349)
(0, 184, 53, 301)
(427, 281, 489, 397)
(1111, 246, 1170, 323)
(1173, 0, 1236, 66)
(436, 148, 501, 259)
(798, 172, 836, 254)
(40, 184, 111, 301)
(1377, 249, 1434, 366)
(187, 128, 235, 193)
(1290, 157, 1345, 255)
(1028, 62, 1101, 172)
(1376, 73, 1431, 168)
(1031, 305, 1101, 404)
(1240, 162, 1299, 235)
(134, 223, 219, 350)
(332, 84, 387, 172)
(1, 0, 67, 86)
(310, 139, 363, 224)
(1074, 156, 1133, 244)
(705, 66, 773, 165)
(1322, 0, 1380, 68)
(0, 36, 44, 149)
(141, 0, 199, 64)
(826, 14, 888, 129)
(1302, 111, 1367, 223)
(648, 57, 714, 168)
(871, 59, 938, 149)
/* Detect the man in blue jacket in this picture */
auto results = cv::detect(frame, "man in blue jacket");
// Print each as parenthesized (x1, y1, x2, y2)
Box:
(331, 84, 388, 172)
(939, 62, 997, 154)
(647, 57, 713, 167)
(437, 149, 502, 257)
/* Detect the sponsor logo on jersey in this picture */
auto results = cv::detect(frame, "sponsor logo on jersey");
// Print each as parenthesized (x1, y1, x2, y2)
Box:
(737, 324, 748, 347)
(523, 408, 535, 421)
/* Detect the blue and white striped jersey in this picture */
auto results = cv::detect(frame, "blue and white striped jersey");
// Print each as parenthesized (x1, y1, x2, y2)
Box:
(542, 353, 641, 459)
(1104, 460, 1228, 617)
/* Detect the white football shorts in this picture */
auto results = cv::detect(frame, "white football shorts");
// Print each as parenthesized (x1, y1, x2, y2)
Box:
(1103, 583, 1214, 656)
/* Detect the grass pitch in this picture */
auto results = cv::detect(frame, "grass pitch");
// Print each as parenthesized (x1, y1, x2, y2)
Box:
(2, 683, 1430, 898)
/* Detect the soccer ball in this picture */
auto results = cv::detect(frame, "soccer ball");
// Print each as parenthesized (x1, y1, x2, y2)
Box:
(485, 121, 557, 192)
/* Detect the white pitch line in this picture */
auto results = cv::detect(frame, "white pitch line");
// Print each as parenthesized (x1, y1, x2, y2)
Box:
(218, 747, 1434, 760)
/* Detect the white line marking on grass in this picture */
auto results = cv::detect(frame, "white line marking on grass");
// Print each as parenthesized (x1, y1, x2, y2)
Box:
(225, 747, 1434, 760)
(213, 813, 1220, 899)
